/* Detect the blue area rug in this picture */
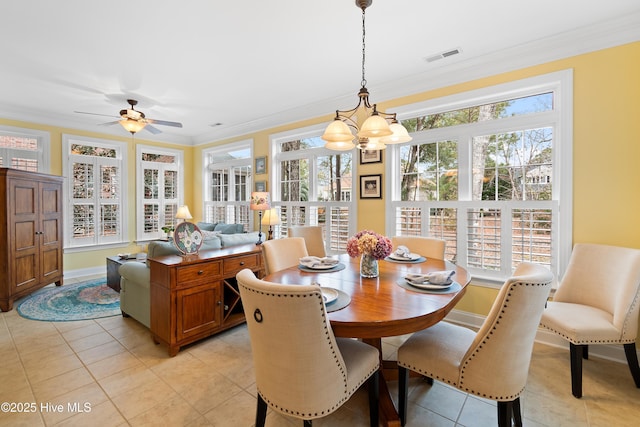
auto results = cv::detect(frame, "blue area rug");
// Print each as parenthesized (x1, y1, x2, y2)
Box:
(17, 278, 120, 322)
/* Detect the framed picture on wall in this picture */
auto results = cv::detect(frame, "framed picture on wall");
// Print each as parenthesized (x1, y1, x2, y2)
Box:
(360, 174, 382, 199)
(255, 156, 267, 174)
(360, 149, 382, 164)
(255, 180, 267, 192)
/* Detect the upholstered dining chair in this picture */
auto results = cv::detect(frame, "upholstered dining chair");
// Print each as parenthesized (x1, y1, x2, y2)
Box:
(236, 269, 380, 427)
(539, 243, 640, 398)
(289, 226, 327, 257)
(397, 262, 553, 427)
(261, 237, 308, 275)
(391, 236, 446, 260)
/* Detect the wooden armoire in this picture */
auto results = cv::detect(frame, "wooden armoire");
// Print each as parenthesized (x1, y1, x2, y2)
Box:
(0, 168, 64, 311)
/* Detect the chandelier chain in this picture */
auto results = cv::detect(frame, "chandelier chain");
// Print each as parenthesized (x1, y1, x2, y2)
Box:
(361, 7, 367, 88)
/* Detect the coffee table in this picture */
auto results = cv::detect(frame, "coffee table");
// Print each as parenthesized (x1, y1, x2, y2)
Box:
(106, 256, 146, 292)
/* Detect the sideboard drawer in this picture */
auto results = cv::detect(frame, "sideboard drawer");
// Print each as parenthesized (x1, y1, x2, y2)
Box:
(224, 253, 260, 274)
(176, 261, 222, 284)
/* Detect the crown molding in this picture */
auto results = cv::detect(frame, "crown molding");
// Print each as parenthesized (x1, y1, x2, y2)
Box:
(197, 10, 640, 144)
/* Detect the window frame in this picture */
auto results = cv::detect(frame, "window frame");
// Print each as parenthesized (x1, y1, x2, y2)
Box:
(270, 124, 357, 253)
(62, 134, 128, 251)
(136, 144, 184, 242)
(0, 125, 50, 172)
(202, 139, 254, 230)
(386, 70, 573, 284)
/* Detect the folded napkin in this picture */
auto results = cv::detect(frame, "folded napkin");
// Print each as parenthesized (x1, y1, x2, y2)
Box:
(405, 270, 455, 285)
(394, 245, 411, 259)
(299, 256, 339, 268)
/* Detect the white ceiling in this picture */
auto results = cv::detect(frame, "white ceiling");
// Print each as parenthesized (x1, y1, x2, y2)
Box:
(1, 0, 640, 145)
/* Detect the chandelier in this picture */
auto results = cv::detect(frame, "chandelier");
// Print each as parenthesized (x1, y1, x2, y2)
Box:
(322, 0, 412, 151)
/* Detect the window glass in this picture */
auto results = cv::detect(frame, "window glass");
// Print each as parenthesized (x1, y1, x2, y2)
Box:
(64, 135, 126, 248)
(389, 73, 569, 281)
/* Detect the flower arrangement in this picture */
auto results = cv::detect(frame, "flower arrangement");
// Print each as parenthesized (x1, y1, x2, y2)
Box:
(346, 230, 393, 260)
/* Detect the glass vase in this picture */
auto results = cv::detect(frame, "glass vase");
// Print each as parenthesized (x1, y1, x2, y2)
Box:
(360, 253, 379, 278)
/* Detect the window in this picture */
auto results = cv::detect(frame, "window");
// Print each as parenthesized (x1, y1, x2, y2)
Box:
(136, 145, 184, 241)
(63, 135, 128, 249)
(0, 125, 50, 172)
(203, 140, 253, 230)
(271, 126, 355, 253)
(387, 71, 572, 281)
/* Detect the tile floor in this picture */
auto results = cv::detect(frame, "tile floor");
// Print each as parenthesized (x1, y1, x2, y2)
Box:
(1, 275, 639, 426)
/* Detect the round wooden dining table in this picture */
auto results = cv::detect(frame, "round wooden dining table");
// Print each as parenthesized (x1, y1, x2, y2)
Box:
(263, 253, 471, 427)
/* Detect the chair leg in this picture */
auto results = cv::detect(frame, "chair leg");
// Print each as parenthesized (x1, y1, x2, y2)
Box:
(255, 394, 267, 427)
(583, 345, 589, 359)
(398, 366, 409, 427)
(368, 370, 379, 427)
(623, 343, 640, 387)
(570, 343, 584, 398)
(303, 420, 312, 427)
(512, 397, 522, 427)
(497, 401, 513, 427)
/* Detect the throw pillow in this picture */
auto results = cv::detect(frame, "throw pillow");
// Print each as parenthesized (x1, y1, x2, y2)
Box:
(197, 222, 217, 231)
(214, 223, 244, 234)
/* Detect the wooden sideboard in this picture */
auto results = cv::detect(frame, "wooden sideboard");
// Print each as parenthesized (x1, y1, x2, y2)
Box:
(149, 243, 264, 356)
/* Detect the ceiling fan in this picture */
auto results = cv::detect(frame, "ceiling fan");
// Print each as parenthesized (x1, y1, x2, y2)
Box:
(75, 99, 183, 135)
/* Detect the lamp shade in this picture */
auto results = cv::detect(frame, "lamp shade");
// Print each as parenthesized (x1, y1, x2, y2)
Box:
(175, 205, 193, 220)
(261, 208, 280, 226)
(358, 137, 387, 151)
(324, 140, 356, 151)
(321, 119, 355, 143)
(119, 118, 146, 134)
(250, 192, 270, 210)
(357, 114, 393, 138)
(380, 122, 413, 144)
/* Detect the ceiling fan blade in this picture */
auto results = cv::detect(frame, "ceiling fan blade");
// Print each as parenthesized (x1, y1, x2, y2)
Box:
(75, 111, 119, 119)
(98, 121, 120, 126)
(144, 125, 163, 135)
(146, 118, 183, 128)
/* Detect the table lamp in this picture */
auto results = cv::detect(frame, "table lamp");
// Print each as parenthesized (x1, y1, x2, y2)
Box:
(175, 205, 193, 223)
(250, 192, 270, 245)
(261, 208, 280, 240)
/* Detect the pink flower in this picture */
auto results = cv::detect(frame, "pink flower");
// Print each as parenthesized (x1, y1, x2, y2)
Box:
(346, 230, 392, 260)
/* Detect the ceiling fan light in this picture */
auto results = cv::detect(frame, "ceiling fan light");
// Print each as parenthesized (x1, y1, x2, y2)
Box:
(357, 114, 393, 138)
(119, 118, 146, 134)
(321, 119, 355, 143)
(380, 122, 413, 144)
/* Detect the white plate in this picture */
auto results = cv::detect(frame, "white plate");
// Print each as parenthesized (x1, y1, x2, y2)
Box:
(405, 279, 453, 290)
(321, 287, 339, 304)
(300, 262, 338, 270)
(389, 252, 421, 261)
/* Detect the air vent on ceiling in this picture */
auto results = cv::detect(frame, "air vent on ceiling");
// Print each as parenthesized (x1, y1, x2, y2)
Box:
(425, 47, 462, 63)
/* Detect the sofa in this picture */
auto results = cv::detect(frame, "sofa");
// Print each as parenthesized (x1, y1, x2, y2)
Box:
(119, 223, 259, 327)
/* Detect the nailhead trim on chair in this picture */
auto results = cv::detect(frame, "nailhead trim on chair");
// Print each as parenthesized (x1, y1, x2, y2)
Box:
(541, 287, 640, 345)
(241, 284, 379, 419)
(399, 281, 549, 402)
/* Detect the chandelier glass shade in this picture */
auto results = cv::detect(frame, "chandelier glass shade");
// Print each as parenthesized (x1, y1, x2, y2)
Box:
(322, 0, 411, 150)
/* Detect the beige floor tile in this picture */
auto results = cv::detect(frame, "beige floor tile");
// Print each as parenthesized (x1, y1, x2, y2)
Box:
(203, 389, 262, 427)
(66, 330, 117, 353)
(129, 394, 201, 426)
(30, 367, 94, 402)
(24, 353, 84, 384)
(52, 400, 126, 427)
(75, 339, 127, 365)
(98, 364, 161, 398)
(38, 382, 109, 426)
(177, 371, 244, 414)
(111, 377, 177, 420)
(85, 350, 144, 380)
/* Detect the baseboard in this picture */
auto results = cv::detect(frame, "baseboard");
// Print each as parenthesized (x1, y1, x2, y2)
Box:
(63, 266, 105, 281)
(444, 309, 636, 365)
